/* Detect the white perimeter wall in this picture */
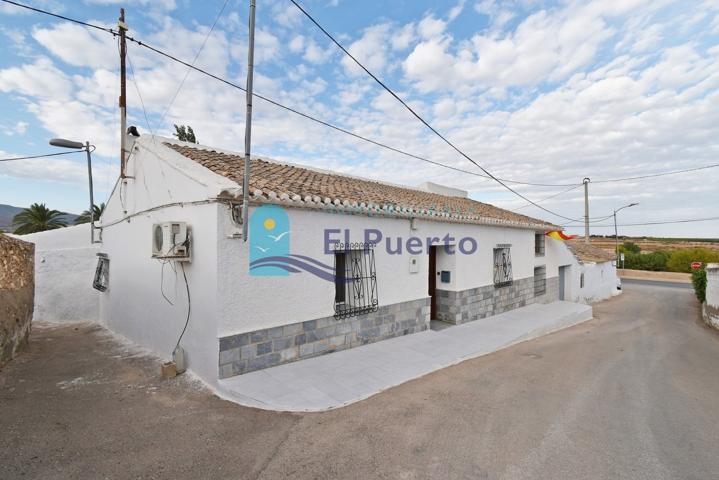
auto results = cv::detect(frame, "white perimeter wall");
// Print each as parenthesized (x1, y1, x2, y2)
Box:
(706, 264, 719, 308)
(218, 208, 557, 336)
(16, 225, 100, 323)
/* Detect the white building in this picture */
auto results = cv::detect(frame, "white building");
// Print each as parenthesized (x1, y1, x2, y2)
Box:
(89, 134, 617, 386)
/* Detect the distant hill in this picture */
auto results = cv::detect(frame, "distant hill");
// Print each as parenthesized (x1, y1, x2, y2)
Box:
(0, 204, 79, 233)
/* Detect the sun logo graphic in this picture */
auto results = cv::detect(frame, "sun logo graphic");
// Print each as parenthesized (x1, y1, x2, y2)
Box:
(248, 205, 336, 281)
(249, 205, 290, 276)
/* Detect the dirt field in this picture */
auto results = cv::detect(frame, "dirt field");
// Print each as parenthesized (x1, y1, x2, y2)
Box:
(618, 269, 692, 283)
(591, 237, 719, 254)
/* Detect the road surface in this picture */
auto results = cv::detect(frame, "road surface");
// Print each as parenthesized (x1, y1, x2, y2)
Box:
(1, 282, 718, 479)
(622, 277, 693, 290)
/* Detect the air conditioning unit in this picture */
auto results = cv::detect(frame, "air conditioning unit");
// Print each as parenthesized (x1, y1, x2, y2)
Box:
(152, 222, 190, 260)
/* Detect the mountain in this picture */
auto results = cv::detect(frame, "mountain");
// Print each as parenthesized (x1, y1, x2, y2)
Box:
(0, 204, 79, 233)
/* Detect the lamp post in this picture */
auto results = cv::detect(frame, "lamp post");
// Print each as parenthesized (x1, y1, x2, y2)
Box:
(613, 202, 639, 268)
(49, 138, 96, 243)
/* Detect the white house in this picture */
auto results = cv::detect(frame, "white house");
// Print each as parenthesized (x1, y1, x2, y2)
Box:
(561, 239, 620, 303)
(91, 134, 615, 386)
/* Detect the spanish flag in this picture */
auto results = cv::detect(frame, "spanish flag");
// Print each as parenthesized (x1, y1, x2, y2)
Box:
(545, 230, 577, 241)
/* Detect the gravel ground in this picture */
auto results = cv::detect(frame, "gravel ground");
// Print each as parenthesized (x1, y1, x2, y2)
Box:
(2, 283, 718, 480)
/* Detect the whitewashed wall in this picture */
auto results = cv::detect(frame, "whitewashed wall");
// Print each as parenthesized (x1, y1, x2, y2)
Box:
(218, 208, 554, 336)
(99, 136, 236, 383)
(545, 237, 618, 304)
(16, 225, 99, 323)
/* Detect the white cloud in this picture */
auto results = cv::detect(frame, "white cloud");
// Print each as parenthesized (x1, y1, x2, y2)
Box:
(341, 23, 394, 75)
(84, 0, 176, 10)
(304, 39, 333, 64)
(404, 2, 621, 92)
(448, 0, 466, 22)
(417, 15, 447, 39)
(32, 22, 117, 70)
(0, 57, 73, 99)
(289, 35, 305, 53)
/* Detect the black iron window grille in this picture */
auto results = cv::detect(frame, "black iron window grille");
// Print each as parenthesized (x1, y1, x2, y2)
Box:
(493, 246, 513, 287)
(93, 253, 109, 292)
(534, 265, 546, 297)
(334, 243, 378, 319)
(535, 232, 545, 256)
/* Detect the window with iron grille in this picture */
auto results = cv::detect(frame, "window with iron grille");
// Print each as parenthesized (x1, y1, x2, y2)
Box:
(93, 253, 109, 292)
(334, 243, 378, 319)
(493, 246, 513, 287)
(535, 232, 545, 256)
(580, 273, 585, 288)
(534, 265, 546, 297)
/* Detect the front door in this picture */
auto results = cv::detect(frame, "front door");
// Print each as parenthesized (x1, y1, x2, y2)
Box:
(558, 266, 567, 301)
(428, 245, 437, 319)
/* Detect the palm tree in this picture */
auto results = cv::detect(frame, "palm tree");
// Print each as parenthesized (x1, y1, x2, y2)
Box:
(12, 203, 68, 234)
(74, 203, 106, 225)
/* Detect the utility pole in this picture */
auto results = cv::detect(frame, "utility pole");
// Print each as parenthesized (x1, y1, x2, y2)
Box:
(583, 177, 590, 244)
(118, 8, 128, 178)
(86, 141, 95, 244)
(613, 210, 618, 263)
(241, 0, 257, 242)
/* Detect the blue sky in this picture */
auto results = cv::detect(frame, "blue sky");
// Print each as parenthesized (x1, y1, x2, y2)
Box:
(1, 0, 718, 237)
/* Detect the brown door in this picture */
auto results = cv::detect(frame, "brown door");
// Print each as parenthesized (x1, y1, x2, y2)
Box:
(428, 245, 437, 319)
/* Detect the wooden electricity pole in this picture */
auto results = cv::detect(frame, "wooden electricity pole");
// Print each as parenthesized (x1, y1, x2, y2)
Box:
(583, 177, 590, 244)
(118, 8, 128, 178)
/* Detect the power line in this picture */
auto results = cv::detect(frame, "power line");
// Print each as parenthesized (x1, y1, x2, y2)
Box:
(592, 163, 719, 183)
(156, 0, 231, 133)
(0, 0, 580, 191)
(288, 0, 582, 222)
(562, 216, 719, 227)
(0, 151, 81, 162)
(512, 184, 583, 212)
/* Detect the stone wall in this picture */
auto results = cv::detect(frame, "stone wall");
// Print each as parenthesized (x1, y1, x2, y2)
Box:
(0, 234, 35, 366)
(219, 297, 430, 378)
(703, 263, 719, 330)
(436, 276, 560, 325)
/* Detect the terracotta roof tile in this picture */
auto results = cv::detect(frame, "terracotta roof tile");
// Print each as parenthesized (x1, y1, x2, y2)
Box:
(566, 239, 616, 263)
(165, 143, 556, 229)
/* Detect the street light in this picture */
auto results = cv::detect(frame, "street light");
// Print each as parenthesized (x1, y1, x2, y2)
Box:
(49, 138, 97, 244)
(614, 202, 639, 268)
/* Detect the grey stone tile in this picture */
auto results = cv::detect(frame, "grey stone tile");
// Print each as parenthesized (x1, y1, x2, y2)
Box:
(273, 337, 292, 351)
(219, 348, 239, 365)
(282, 323, 303, 337)
(256, 341, 272, 356)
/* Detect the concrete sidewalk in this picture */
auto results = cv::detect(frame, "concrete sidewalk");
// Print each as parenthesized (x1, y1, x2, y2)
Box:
(217, 301, 592, 412)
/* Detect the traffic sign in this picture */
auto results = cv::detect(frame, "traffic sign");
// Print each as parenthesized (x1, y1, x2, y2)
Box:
(691, 262, 702, 270)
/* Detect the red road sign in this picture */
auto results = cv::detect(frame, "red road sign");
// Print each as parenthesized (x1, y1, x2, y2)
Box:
(691, 262, 702, 270)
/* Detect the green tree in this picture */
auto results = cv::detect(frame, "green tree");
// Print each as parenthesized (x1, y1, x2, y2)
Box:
(667, 248, 719, 273)
(74, 203, 106, 225)
(619, 241, 641, 254)
(12, 203, 68, 234)
(173, 124, 197, 143)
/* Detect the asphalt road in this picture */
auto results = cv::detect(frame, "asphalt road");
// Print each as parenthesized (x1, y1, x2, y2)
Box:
(2, 282, 718, 480)
(622, 277, 694, 290)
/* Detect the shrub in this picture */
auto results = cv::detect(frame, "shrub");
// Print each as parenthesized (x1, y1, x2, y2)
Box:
(692, 268, 707, 303)
(619, 241, 641, 254)
(622, 251, 670, 271)
(666, 248, 719, 273)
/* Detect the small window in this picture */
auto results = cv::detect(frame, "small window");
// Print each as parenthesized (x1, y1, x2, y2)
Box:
(93, 253, 109, 292)
(534, 232, 545, 256)
(493, 246, 513, 287)
(534, 266, 546, 297)
(334, 243, 378, 318)
(580, 273, 585, 289)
